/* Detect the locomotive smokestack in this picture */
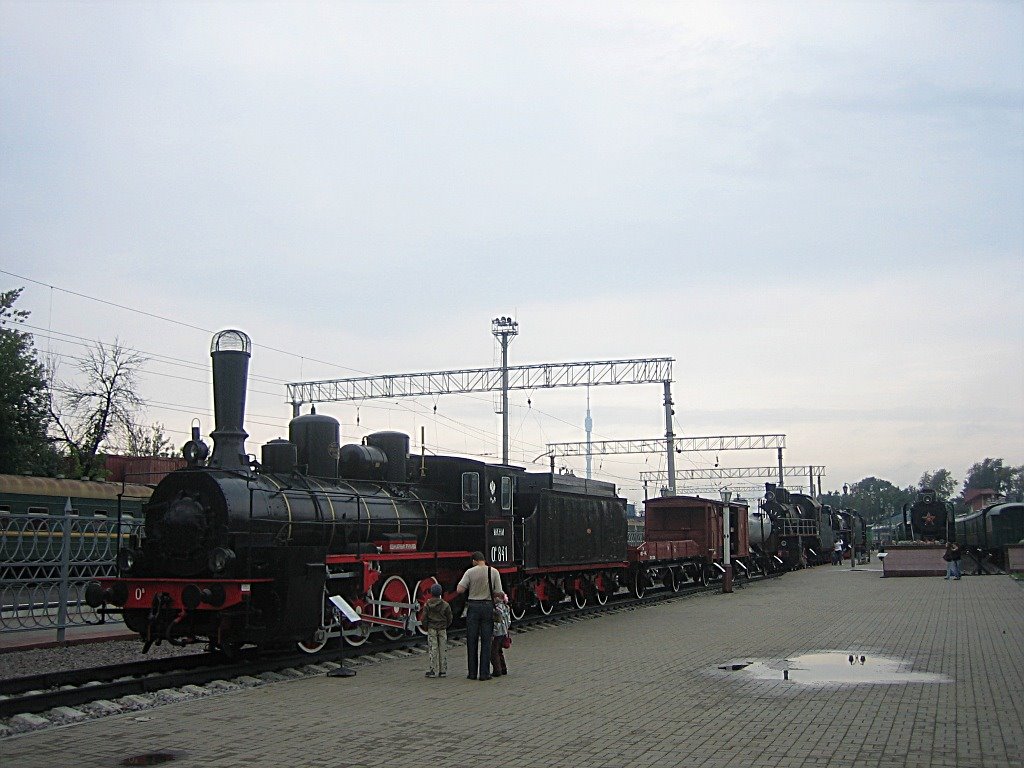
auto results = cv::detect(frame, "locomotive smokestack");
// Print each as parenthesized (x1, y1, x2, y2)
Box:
(209, 329, 252, 470)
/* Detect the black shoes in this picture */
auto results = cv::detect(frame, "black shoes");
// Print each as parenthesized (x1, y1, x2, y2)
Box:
(467, 675, 477, 680)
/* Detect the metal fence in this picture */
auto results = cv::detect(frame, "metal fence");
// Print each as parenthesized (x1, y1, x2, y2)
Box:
(0, 508, 144, 642)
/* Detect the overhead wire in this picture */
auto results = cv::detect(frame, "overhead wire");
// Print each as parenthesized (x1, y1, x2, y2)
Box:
(6, 270, 670, 485)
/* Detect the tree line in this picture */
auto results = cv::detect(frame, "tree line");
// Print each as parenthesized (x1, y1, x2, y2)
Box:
(1, 288, 174, 479)
(820, 460, 1024, 524)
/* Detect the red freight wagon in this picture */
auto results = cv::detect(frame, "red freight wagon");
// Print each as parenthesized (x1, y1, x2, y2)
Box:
(626, 495, 750, 593)
(644, 494, 749, 562)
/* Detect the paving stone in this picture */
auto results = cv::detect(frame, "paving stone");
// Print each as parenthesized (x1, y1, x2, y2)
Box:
(179, 684, 212, 696)
(48, 706, 87, 722)
(9, 713, 49, 730)
(155, 689, 192, 703)
(257, 671, 288, 683)
(115, 694, 154, 709)
(206, 679, 241, 691)
(83, 699, 122, 715)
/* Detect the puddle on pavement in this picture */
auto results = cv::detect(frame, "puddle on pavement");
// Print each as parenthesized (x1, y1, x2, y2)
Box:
(716, 652, 950, 686)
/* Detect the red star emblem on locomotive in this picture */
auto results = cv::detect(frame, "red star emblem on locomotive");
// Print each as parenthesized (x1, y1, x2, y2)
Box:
(922, 512, 936, 525)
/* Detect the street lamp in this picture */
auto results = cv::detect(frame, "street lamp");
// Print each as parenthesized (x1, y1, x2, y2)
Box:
(720, 487, 733, 594)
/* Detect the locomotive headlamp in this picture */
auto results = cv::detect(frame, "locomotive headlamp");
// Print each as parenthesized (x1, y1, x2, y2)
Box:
(208, 547, 236, 574)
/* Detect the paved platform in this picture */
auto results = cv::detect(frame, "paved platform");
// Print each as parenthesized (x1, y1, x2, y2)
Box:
(1, 559, 1022, 768)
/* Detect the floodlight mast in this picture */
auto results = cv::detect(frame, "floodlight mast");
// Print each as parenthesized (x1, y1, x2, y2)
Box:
(663, 381, 676, 494)
(491, 316, 519, 465)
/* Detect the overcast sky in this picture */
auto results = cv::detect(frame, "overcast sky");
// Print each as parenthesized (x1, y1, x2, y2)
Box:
(2, 1, 1021, 506)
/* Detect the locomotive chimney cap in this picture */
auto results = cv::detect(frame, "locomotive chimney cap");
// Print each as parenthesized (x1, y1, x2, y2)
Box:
(211, 329, 251, 355)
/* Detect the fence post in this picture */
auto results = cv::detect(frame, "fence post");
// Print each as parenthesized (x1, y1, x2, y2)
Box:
(57, 497, 72, 643)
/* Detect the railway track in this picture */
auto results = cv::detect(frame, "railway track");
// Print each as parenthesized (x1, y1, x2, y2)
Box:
(0, 570, 780, 729)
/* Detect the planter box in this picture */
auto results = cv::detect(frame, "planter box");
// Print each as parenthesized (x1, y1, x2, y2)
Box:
(880, 544, 947, 577)
(1007, 544, 1024, 574)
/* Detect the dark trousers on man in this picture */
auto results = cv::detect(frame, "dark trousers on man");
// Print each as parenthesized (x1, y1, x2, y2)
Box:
(465, 601, 494, 680)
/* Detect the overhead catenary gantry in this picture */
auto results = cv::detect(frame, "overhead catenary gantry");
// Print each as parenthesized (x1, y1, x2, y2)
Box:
(640, 465, 824, 482)
(285, 318, 674, 468)
(673, 483, 796, 497)
(544, 434, 788, 495)
(640, 465, 827, 498)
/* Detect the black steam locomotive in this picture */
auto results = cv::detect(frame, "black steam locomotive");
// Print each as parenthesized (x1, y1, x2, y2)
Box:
(900, 488, 954, 542)
(86, 330, 628, 654)
(759, 483, 837, 568)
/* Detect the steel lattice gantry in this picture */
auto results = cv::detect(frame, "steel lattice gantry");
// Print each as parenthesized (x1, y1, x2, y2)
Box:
(641, 464, 827, 497)
(547, 434, 787, 457)
(286, 356, 675, 472)
(674, 484, 789, 497)
(287, 358, 673, 406)
(545, 434, 789, 495)
(640, 465, 825, 482)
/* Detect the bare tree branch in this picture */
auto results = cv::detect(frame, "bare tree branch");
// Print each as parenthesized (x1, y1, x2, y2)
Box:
(49, 338, 149, 477)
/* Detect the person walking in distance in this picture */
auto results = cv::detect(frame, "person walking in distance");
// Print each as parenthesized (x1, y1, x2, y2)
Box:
(422, 583, 453, 678)
(833, 538, 844, 566)
(943, 542, 956, 580)
(455, 551, 503, 681)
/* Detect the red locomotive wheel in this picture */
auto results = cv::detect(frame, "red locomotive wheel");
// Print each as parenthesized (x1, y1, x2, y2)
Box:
(376, 575, 412, 640)
(297, 590, 339, 654)
(631, 571, 646, 599)
(297, 627, 330, 654)
(343, 600, 373, 646)
(508, 586, 528, 621)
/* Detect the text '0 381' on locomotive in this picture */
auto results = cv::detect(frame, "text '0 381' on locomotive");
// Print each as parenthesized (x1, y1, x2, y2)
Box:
(86, 330, 638, 655)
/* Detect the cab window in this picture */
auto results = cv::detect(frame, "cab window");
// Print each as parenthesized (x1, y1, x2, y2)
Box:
(461, 472, 480, 511)
(500, 476, 513, 511)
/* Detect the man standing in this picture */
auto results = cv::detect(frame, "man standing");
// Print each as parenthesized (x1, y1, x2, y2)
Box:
(456, 551, 503, 681)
